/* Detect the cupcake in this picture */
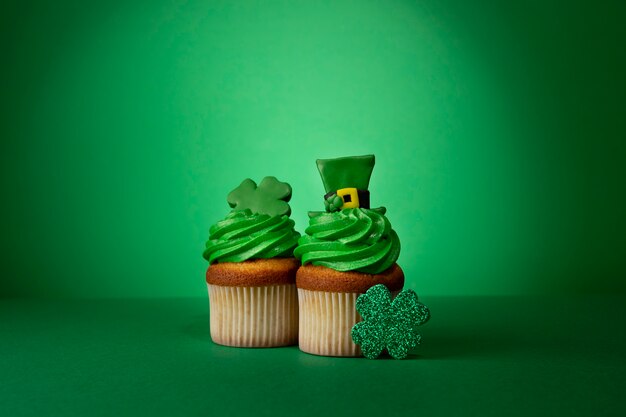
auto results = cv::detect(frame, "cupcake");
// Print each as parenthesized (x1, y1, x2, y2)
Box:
(202, 176, 301, 347)
(293, 155, 404, 357)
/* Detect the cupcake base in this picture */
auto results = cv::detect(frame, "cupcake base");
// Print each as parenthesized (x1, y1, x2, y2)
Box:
(297, 288, 361, 356)
(208, 283, 298, 347)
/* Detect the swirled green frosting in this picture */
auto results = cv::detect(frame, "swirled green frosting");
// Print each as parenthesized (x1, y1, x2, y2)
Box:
(294, 208, 400, 274)
(203, 209, 300, 264)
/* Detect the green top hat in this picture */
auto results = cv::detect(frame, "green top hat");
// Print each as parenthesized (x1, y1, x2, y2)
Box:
(309, 154, 386, 217)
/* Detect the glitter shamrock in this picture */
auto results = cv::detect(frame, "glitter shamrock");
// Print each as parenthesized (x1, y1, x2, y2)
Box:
(351, 284, 431, 359)
(227, 176, 292, 217)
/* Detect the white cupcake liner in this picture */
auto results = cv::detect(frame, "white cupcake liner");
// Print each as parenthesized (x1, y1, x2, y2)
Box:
(297, 289, 362, 357)
(207, 284, 298, 347)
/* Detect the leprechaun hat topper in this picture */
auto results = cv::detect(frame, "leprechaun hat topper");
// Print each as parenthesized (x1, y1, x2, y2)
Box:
(309, 154, 386, 217)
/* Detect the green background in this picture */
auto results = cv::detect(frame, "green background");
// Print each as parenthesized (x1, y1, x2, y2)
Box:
(2, 2, 626, 416)
(1, 0, 625, 298)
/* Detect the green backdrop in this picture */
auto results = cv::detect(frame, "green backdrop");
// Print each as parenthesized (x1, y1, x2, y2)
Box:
(1, 0, 624, 298)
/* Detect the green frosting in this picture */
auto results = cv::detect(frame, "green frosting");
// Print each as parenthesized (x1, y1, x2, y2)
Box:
(294, 208, 400, 274)
(203, 209, 300, 264)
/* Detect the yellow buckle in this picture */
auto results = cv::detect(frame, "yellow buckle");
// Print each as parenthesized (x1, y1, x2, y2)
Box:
(336, 187, 359, 209)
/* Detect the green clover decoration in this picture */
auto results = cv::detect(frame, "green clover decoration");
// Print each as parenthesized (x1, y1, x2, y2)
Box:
(351, 284, 431, 359)
(324, 194, 344, 212)
(227, 176, 292, 217)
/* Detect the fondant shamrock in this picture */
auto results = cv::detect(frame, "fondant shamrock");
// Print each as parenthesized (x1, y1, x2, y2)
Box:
(351, 284, 430, 359)
(324, 194, 344, 212)
(227, 176, 292, 217)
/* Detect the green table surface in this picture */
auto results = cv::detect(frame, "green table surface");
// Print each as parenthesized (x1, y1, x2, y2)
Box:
(1, 296, 625, 417)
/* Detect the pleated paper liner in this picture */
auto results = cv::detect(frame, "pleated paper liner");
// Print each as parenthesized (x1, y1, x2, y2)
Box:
(207, 284, 298, 347)
(297, 289, 362, 356)
(298, 288, 402, 357)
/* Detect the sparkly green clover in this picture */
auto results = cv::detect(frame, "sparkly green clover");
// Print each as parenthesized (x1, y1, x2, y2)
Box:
(351, 284, 431, 359)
